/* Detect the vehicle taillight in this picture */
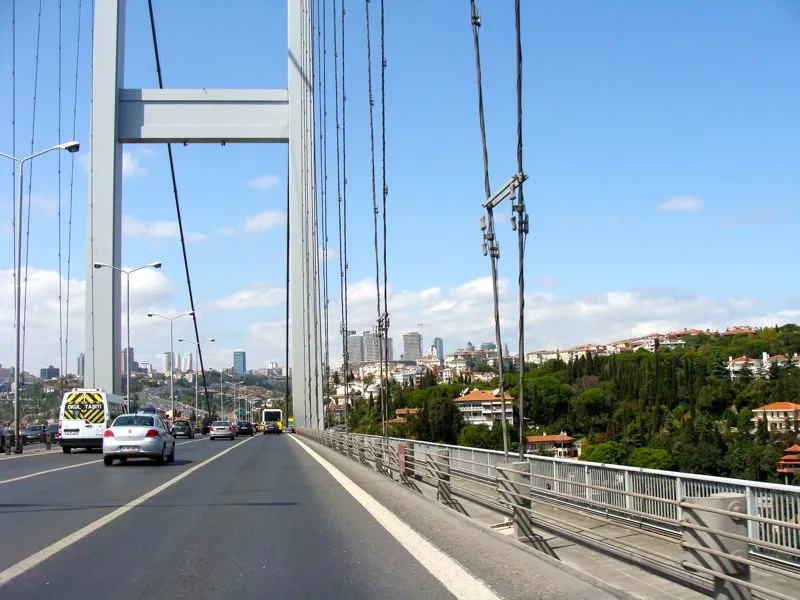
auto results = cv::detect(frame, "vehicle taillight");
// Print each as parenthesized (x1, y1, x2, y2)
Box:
(58, 420, 62, 433)
(229, 426, 233, 432)
(145, 429, 160, 438)
(103, 429, 114, 438)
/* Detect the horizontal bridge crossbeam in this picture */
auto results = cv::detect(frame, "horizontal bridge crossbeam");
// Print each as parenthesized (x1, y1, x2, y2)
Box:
(118, 88, 289, 143)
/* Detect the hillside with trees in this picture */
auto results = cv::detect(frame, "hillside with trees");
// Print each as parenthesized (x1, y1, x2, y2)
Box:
(343, 324, 800, 483)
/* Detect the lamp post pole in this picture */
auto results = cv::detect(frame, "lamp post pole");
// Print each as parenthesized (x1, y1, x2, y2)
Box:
(147, 311, 194, 420)
(1, 141, 81, 453)
(94, 262, 162, 411)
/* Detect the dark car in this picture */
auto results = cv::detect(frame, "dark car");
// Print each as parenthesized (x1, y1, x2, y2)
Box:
(22, 424, 47, 444)
(235, 421, 254, 436)
(200, 417, 215, 435)
(171, 421, 194, 439)
(263, 421, 280, 434)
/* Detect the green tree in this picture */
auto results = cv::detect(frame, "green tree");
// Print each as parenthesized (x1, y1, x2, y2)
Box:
(626, 447, 673, 470)
(580, 441, 628, 465)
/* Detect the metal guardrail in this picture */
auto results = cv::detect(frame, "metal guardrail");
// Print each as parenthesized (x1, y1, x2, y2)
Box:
(300, 428, 800, 599)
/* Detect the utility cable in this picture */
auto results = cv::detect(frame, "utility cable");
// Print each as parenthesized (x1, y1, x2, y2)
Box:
(146, 0, 212, 412)
(21, 0, 44, 383)
(471, 0, 509, 458)
(65, 0, 83, 382)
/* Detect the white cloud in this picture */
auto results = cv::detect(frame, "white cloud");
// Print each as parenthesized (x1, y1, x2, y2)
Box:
(656, 195, 704, 212)
(122, 151, 144, 177)
(217, 225, 236, 236)
(538, 275, 559, 287)
(211, 284, 285, 310)
(244, 210, 286, 232)
(247, 174, 280, 190)
(122, 216, 205, 243)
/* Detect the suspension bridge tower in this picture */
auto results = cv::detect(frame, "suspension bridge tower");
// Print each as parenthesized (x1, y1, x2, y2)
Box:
(84, 0, 322, 428)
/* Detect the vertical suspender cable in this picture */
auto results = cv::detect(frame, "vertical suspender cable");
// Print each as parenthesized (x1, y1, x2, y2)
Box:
(514, 0, 528, 460)
(341, 0, 350, 421)
(65, 0, 84, 382)
(88, 0, 96, 384)
(333, 0, 346, 422)
(379, 0, 389, 437)
(471, 0, 508, 458)
(364, 0, 384, 437)
(285, 155, 291, 425)
(10, 0, 16, 329)
(320, 0, 331, 427)
(146, 1, 212, 411)
(21, 0, 44, 383)
(58, 0, 64, 385)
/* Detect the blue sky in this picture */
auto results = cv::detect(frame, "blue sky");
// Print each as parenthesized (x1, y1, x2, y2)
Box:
(1, 0, 799, 375)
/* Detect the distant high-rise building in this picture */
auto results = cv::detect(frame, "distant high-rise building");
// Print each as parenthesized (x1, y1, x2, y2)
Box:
(77, 353, 85, 379)
(233, 351, 247, 375)
(362, 330, 393, 362)
(40, 365, 60, 379)
(182, 352, 193, 373)
(162, 352, 174, 374)
(402, 332, 423, 361)
(433, 337, 444, 358)
(346, 334, 364, 367)
(139, 361, 153, 376)
(466, 341, 475, 352)
(480, 341, 496, 352)
(121, 347, 135, 374)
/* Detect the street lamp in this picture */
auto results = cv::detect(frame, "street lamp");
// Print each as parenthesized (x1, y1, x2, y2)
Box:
(94, 261, 161, 411)
(232, 380, 245, 421)
(178, 337, 215, 426)
(147, 311, 194, 420)
(1, 141, 80, 453)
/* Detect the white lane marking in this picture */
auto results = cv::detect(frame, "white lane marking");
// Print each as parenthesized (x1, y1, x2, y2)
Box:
(0, 437, 210, 486)
(0, 434, 255, 587)
(289, 435, 503, 600)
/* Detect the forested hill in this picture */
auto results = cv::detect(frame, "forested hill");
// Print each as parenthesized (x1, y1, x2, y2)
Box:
(352, 324, 800, 483)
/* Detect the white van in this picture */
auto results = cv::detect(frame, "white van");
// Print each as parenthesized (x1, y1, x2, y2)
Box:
(59, 388, 126, 453)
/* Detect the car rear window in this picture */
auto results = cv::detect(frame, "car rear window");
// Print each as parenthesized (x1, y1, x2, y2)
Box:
(212, 421, 229, 426)
(114, 416, 154, 427)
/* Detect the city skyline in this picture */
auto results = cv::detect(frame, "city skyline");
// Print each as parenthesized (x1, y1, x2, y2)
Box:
(1, 1, 797, 376)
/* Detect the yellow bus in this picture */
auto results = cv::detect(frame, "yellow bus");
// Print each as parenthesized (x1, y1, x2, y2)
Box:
(261, 408, 283, 434)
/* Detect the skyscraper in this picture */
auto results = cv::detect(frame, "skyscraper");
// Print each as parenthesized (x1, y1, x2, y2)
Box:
(121, 347, 135, 374)
(433, 337, 444, 358)
(233, 351, 247, 375)
(402, 332, 422, 361)
(77, 352, 85, 379)
(346, 334, 363, 366)
(162, 352, 174, 374)
(182, 352, 193, 373)
(363, 330, 392, 362)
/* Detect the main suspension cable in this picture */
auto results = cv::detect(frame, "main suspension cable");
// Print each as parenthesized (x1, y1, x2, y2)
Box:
(146, 0, 212, 411)
(58, 0, 64, 383)
(320, 0, 331, 426)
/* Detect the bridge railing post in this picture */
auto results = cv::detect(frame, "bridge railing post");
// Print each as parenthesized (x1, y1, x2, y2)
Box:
(497, 461, 534, 545)
(429, 448, 451, 507)
(680, 492, 751, 599)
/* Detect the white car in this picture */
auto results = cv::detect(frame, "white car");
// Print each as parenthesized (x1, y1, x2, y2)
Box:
(209, 421, 235, 440)
(102, 413, 176, 466)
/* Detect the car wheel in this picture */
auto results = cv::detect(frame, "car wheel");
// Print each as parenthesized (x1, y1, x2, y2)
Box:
(103, 456, 113, 466)
(156, 444, 166, 465)
(167, 443, 175, 464)
(62, 446, 71, 454)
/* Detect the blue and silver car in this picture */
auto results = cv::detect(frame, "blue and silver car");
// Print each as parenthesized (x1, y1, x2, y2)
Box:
(102, 413, 175, 466)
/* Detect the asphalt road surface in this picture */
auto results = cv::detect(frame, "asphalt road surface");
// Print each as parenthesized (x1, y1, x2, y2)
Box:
(0, 434, 621, 599)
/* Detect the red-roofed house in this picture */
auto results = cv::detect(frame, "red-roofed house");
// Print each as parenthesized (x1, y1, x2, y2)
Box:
(525, 433, 578, 459)
(777, 444, 800, 484)
(752, 402, 800, 433)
